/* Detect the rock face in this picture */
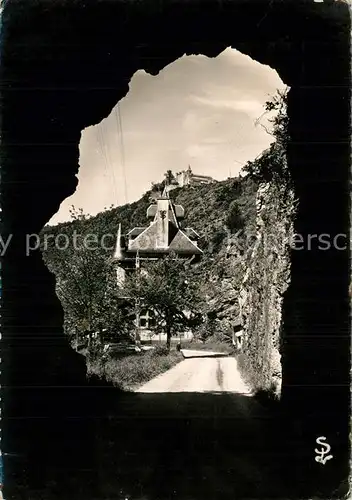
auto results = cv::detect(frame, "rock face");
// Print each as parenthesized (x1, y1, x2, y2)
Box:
(238, 182, 296, 396)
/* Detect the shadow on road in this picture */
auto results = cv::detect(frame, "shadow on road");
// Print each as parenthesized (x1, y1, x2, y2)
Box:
(5, 387, 347, 499)
(94, 391, 289, 500)
(181, 354, 230, 359)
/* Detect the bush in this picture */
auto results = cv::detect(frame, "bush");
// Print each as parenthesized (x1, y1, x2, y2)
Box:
(226, 200, 245, 233)
(151, 345, 170, 357)
(253, 387, 280, 410)
(236, 353, 280, 409)
(209, 228, 227, 252)
(184, 335, 235, 354)
(236, 352, 259, 389)
(201, 339, 235, 354)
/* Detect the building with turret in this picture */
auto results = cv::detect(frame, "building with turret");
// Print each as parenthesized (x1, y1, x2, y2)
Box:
(113, 190, 202, 280)
(175, 165, 215, 187)
(112, 188, 202, 337)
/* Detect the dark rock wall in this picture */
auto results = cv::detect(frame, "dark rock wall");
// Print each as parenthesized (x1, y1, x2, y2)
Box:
(1, 0, 350, 496)
(238, 181, 296, 396)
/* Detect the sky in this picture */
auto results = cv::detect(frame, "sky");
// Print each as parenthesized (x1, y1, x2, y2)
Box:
(49, 47, 286, 225)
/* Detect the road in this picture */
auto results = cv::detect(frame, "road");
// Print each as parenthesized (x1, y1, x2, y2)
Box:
(136, 352, 252, 394)
(15, 353, 292, 499)
(94, 352, 290, 500)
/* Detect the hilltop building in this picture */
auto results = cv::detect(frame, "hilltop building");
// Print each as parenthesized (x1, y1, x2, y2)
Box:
(112, 188, 202, 337)
(152, 166, 216, 196)
(175, 165, 215, 187)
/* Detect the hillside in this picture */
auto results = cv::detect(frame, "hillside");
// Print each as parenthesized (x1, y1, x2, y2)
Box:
(41, 175, 258, 339)
(40, 89, 296, 399)
(42, 176, 257, 252)
(41, 171, 296, 398)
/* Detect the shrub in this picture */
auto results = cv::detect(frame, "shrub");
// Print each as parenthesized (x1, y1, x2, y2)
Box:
(185, 335, 235, 354)
(236, 353, 280, 408)
(226, 200, 245, 233)
(151, 345, 170, 357)
(253, 386, 280, 410)
(209, 228, 227, 252)
(201, 339, 235, 354)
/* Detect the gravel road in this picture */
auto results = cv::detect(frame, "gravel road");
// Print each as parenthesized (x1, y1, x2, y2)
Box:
(135, 353, 252, 394)
(96, 352, 289, 499)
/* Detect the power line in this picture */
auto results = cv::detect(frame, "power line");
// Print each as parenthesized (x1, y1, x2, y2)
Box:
(101, 121, 119, 204)
(233, 159, 245, 166)
(96, 126, 109, 180)
(115, 103, 128, 204)
(118, 104, 128, 204)
(99, 125, 116, 201)
(97, 123, 119, 207)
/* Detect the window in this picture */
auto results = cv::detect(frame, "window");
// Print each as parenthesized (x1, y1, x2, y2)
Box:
(139, 309, 156, 329)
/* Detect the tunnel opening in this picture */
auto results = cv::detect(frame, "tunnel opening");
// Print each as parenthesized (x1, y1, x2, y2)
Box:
(1, 1, 350, 498)
(43, 47, 289, 403)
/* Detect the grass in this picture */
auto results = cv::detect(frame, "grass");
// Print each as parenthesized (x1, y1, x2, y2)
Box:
(87, 346, 184, 391)
(236, 352, 280, 410)
(180, 338, 235, 354)
(86, 336, 235, 391)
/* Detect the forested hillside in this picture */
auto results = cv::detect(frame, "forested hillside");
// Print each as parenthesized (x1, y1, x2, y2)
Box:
(40, 89, 295, 396)
(41, 174, 258, 341)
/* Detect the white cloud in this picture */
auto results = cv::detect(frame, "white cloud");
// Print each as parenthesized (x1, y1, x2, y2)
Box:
(190, 95, 263, 118)
(48, 48, 286, 225)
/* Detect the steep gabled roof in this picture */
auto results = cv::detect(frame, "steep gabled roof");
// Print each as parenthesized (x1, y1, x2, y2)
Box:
(124, 223, 201, 256)
(128, 222, 158, 251)
(128, 220, 182, 252)
(168, 230, 202, 254)
(127, 227, 146, 236)
(168, 220, 179, 242)
(167, 198, 180, 227)
(147, 204, 157, 218)
(115, 187, 202, 260)
(184, 227, 200, 239)
(174, 205, 184, 218)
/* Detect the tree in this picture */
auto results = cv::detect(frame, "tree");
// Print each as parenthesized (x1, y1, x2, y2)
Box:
(225, 200, 245, 234)
(150, 181, 164, 193)
(244, 88, 290, 184)
(260, 88, 289, 147)
(123, 252, 204, 350)
(164, 169, 175, 186)
(41, 206, 132, 351)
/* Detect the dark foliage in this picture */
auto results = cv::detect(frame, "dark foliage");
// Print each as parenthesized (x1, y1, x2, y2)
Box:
(225, 200, 245, 233)
(243, 89, 290, 185)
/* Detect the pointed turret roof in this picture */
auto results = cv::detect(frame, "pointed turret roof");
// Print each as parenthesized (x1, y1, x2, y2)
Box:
(113, 223, 123, 260)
